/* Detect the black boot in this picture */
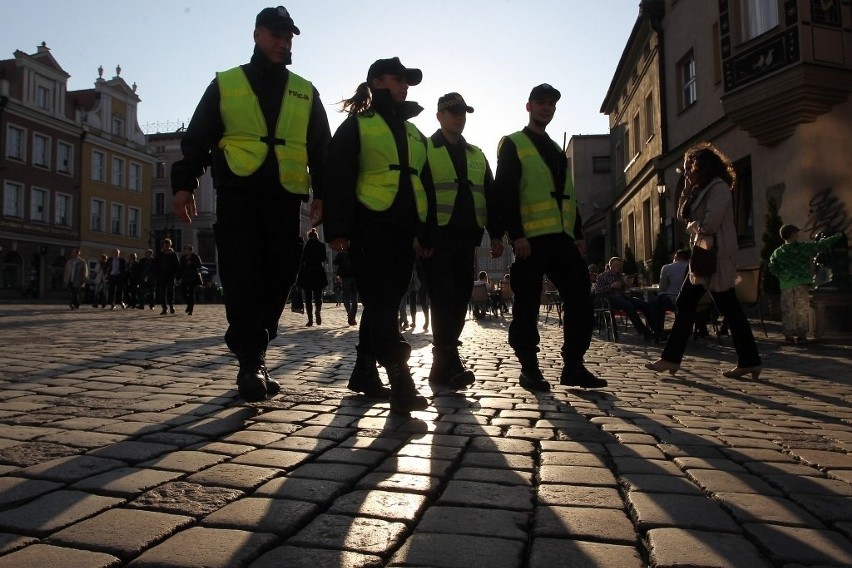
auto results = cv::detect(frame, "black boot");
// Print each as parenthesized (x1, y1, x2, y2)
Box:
(429, 347, 475, 390)
(237, 358, 268, 402)
(559, 362, 607, 388)
(315, 310, 322, 325)
(385, 362, 428, 414)
(261, 365, 281, 398)
(517, 354, 550, 392)
(347, 353, 391, 399)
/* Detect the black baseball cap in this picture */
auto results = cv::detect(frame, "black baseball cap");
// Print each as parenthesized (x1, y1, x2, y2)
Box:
(437, 92, 474, 113)
(528, 83, 561, 102)
(255, 6, 300, 35)
(367, 57, 422, 86)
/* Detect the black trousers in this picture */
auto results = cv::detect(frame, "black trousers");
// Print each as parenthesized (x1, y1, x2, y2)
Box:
(157, 279, 175, 309)
(508, 233, 593, 365)
(302, 287, 323, 318)
(341, 276, 358, 320)
(107, 279, 125, 306)
(662, 277, 761, 367)
(423, 238, 475, 351)
(214, 189, 302, 363)
(351, 226, 415, 366)
(180, 281, 197, 312)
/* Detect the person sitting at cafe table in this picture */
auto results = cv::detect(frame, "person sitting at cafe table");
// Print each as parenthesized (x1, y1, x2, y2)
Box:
(654, 249, 690, 342)
(594, 256, 656, 340)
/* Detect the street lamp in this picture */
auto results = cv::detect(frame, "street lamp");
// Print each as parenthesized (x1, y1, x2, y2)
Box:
(656, 181, 667, 196)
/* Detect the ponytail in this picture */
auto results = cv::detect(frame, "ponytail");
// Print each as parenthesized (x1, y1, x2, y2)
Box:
(340, 82, 373, 116)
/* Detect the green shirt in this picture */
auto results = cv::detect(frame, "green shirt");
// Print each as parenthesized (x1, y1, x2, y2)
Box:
(768, 234, 841, 289)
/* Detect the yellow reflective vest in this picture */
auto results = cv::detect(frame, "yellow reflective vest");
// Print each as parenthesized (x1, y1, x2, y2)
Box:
(217, 67, 312, 194)
(427, 138, 487, 227)
(355, 114, 428, 222)
(504, 131, 577, 238)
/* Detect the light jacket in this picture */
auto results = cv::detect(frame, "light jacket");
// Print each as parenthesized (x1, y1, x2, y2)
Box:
(683, 178, 737, 292)
(427, 139, 487, 227)
(217, 66, 312, 194)
(506, 131, 577, 238)
(355, 114, 428, 222)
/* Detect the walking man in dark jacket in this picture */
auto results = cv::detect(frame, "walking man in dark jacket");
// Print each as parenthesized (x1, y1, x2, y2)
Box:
(171, 6, 330, 402)
(152, 239, 180, 315)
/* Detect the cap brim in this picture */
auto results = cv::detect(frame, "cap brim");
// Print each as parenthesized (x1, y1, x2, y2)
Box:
(405, 68, 423, 86)
(262, 23, 300, 35)
(442, 104, 474, 113)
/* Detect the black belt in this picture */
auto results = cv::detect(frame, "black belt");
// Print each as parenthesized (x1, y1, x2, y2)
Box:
(389, 164, 419, 176)
(260, 136, 287, 146)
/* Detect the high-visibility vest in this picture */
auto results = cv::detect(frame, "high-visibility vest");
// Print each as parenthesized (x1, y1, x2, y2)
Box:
(427, 139, 487, 227)
(217, 67, 312, 194)
(355, 114, 428, 222)
(503, 131, 577, 237)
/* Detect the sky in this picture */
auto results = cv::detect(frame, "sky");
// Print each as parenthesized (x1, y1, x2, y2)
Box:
(3, 0, 639, 165)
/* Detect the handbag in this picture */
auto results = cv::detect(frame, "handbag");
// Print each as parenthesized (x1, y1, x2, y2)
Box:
(690, 237, 717, 277)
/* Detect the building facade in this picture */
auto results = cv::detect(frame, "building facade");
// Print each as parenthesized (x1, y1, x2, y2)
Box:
(567, 134, 613, 269)
(601, 0, 852, 283)
(0, 44, 83, 299)
(74, 65, 154, 270)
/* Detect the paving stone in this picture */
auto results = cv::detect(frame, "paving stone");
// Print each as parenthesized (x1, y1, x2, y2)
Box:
(468, 437, 535, 454)
(460, 452, 535, 470)
(328, 489, 428, 523)
(437, 480, 533, 511)
(618, 473, 704, 495)
(0, 477, 64, 508)
(288, 462, 370, 483)
(388, 533, 524, 568)
(251, 546, 384, 568)
(538, 484, 625, 508)
(789, 448, 852, 470)
(540, 451, 608, 467)
(185, 463, 279, 490)
(0, 543, 121, 568)
(47, 508, 194, 560)
(788, 494, 852, 523)
(288, 514, 407, 555)
(673, 457, 747, 472)
(647, 527, 772, 567)
(137, 450, 228, 472)
(416, 506, 528, 540)
(762, 473, 852, 496)
(627, 492, 741, 533)
(70, 467, 183, 496)
(686, 469, 783, 496)
(534, 506, 637, 544)
(201, 496, 318, 536)
(529, 538, 645, 568)
(541, 440, 607, 454)
(355, 472, 442, 495)
(539, 465, 618, 486)
(0, 533, 37, 555)
(612, 457, 685, 476)
(126, 526, 278, 568)
(714, 492, 823, 527)
(254, 476, 346, 503)
(14, 455, 126, 483)
(128, 481, 244, 517)
(452, 466, 533, 486)
(743, 523, 852, 565)
(0, 490, 123, 537)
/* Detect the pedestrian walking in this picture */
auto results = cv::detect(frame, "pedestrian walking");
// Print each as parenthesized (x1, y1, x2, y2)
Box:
(64, 248, 88, 309)
(179, 244, 203, 315)
(171, 5, 330, 402)
(152, 238, 180, 315)
(646, 142, 762, 379)
(495, 83, 606, 391)
(422, 91, 502, 390)
(297, 228, 328, 326)
(324, 56, 435, 413)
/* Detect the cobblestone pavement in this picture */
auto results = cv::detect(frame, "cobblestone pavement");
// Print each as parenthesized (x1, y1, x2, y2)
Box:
(0, 302, 850, 567)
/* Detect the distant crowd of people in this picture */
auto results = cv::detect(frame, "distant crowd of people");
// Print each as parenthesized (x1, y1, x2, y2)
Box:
(64, 238, 212, 315)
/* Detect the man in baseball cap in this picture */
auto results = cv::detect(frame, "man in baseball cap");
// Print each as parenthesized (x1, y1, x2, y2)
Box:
(366, 57, 422, 86)
(528, 83, 561, 102)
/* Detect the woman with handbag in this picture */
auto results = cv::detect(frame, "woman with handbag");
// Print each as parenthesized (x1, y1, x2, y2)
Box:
(645, 142, 761, 379)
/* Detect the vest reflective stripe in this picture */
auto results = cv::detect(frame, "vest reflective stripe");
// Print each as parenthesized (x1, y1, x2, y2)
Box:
(426, 139, 487, 227)
(217, 67, 312, 194)
(505, 131, 577, 237)
(356, 114, 428, 222)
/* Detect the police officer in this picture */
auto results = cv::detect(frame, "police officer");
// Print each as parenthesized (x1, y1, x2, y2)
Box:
(172, 6, 331, 402)
(423, 92, 502, 390)
(495, 84, 606, 391)
(324, 57, 435, 414)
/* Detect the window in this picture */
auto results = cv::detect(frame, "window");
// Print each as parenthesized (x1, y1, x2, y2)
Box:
(55, 193, 71, 226)
(91, 198, 105, 231)
(31, 188, 48, 223)
(4, 182, 24, 218)
(741, 0, 779, 42)
(129, 163, 142, 192)
(33, 134, 50, 168)
(111, 203, 124, 235)
(644, 94, 655, 142)
(128, 206, 141, 238)
(111, 157, 125, 187)
(58, 141, 73, 174)
(112, 115, 124, 138)
(36, 85, 51, 111)
(92, 150, 105, 182)
(592, 156, 611, 173)
(155, 192, 165, 215)
(7, 126, 25, 160)
(155, 161, 166, 179)
(679, 52, 697, 109)
(632, 114, 641, 157)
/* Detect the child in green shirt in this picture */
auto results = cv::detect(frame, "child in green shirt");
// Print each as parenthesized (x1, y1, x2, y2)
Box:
(768, 225, 842, 344)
